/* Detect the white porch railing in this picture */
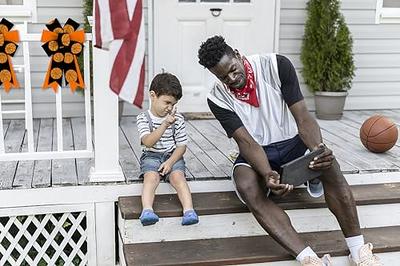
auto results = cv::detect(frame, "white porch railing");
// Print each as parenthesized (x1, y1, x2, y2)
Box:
(0, 22, 93, 162)
(0, 21, 124, 183)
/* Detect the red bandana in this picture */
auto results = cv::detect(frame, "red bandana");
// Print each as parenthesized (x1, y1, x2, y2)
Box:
(229, 57, 259, 107)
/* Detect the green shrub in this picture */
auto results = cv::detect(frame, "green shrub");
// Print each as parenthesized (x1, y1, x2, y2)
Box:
(300, 0, 355, 93)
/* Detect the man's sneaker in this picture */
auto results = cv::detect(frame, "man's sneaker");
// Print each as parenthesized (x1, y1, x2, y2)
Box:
(301, 254, 332, 266)
(349, 243, 383, 266)
(139, 209, 159, 226)
(306, 179, 324, 198)
(181, 210, 199, 225)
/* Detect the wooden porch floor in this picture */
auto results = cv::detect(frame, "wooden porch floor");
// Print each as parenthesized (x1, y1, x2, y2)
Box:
(1, 110, 400, 190)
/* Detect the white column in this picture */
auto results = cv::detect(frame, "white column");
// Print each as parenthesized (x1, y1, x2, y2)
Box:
(89, 16, 124, 182)
(94, 202, 116, 266)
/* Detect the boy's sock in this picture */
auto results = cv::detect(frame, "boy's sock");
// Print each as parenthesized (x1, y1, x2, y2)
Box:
(345, 235, 364, 262)
(296, 246, 318, 262)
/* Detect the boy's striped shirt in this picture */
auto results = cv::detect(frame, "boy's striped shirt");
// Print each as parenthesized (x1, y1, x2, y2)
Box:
(136, 110, 188, 152)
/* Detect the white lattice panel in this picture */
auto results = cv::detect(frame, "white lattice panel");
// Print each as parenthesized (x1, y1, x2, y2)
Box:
(0, 209, 92, 265)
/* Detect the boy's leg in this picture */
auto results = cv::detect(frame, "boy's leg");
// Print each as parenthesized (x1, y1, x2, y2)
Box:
(169, 170, 193, 212)
(141, 171, 161, 210)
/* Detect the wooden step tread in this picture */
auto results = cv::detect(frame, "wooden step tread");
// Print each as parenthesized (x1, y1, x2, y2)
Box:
(123, 226, 400, 266)
(119, 183, 400, 219)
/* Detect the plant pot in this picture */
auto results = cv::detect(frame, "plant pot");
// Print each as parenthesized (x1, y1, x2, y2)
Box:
(314, 91, 348, 120)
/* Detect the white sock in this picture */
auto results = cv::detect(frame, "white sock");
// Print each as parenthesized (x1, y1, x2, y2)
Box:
(345, 235, 365, 262)
(182, 208, 193, 214)
(296, 246, 318, 262)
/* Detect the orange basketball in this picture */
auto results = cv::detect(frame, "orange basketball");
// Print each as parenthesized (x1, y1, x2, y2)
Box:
(360, 115, 398, 153)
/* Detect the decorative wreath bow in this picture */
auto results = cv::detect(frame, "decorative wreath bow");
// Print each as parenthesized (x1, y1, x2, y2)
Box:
(0, 18, 20, 92)
(41, 18, 85, 92)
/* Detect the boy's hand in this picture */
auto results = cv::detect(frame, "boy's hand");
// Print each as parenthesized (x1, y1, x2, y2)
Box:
(158, 160, 173, 176)
(163, 106, 177, 127)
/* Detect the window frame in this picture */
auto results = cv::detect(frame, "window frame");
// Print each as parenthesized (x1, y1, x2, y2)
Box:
(0, 0, 37, 23)
(376, 0, 400, 24)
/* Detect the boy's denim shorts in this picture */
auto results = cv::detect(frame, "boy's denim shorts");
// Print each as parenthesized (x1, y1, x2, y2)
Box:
(139, 150, 186, 180)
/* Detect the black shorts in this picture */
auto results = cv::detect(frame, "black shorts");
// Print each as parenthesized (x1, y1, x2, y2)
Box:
(233, 134, 308, 173)
(232, 135, 324, 203)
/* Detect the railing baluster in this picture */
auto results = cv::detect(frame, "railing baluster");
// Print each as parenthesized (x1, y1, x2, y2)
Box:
(56, 88, 63, 152)
(0, 92, 4, 154)
(84, 40, 92, 152)
(22, 22, 34, 153)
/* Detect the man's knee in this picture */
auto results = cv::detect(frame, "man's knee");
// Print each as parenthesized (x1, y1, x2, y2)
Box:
(320, 159, 345, 184)
(236, 179, 266, 207)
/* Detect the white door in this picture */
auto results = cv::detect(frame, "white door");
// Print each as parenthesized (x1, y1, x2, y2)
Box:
(154, 0, 278, 112)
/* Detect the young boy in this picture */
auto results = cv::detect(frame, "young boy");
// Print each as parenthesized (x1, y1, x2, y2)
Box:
(136, 73, 199, 226)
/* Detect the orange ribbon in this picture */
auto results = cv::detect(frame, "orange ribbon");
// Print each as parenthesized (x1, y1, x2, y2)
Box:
(0, 18, 20, 92)
(41, 18, 85, 93)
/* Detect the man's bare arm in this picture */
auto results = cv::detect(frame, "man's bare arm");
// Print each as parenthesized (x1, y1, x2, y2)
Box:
(289, 100, 335, 170)
(289, 100, 322, 151)
(232, 127, 291, 193)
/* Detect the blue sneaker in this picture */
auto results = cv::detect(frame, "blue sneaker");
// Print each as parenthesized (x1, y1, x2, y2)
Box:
(181, 210, 199, 226)
(139, 209, 159, 226)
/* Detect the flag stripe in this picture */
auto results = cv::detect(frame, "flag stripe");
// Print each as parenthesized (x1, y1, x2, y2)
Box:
(109, 0, 130, 39)
(117, 18, 145, 103)
(94, 0, 102, 48)
(109, 0, 142, 95)
(95, 0, 114, 49)
(133, 58, 145, 108)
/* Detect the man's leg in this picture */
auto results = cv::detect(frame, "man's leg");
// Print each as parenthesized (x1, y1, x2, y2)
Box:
(318, 160, 384, 265)
(234, 165, 307, 256)
(318, 160, 361, 237)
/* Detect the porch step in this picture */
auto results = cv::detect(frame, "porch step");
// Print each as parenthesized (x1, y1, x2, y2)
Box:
(120, 203, 400, 244)
(118, 183, 400, 265)
(118, 183, 400, 219)
(122, 226, 400, 265)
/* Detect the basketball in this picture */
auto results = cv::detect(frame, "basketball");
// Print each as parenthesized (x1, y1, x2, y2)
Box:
(360, 115, 398, 153)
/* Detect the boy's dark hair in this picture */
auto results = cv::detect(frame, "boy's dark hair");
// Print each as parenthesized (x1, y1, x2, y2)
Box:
(149, 73, 182, 100)
(198, 35, 235, 69)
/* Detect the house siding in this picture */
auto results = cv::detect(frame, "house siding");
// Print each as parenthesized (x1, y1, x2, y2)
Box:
(279, 0, 400, 110)
(2, 0, 399, 118)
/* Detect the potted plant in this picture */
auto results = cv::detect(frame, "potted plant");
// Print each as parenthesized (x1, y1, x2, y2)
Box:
(301, 0, 355, 120)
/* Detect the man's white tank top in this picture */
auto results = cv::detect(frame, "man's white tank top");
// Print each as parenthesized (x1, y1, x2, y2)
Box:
(207, 53, 298, 146)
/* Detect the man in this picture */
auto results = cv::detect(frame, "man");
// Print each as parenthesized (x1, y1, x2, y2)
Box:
(197, 36, 382, 266)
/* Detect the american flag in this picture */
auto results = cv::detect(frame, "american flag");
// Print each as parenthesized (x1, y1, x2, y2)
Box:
(94, 0, 145, 108)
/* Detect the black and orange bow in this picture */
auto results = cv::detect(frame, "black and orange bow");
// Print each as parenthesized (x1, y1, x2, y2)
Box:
(41, 18, 85, 92)
(0, 18, 20, 92)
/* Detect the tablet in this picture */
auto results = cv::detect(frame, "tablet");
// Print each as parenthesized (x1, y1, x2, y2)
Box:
(280, 147, 325, 186)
